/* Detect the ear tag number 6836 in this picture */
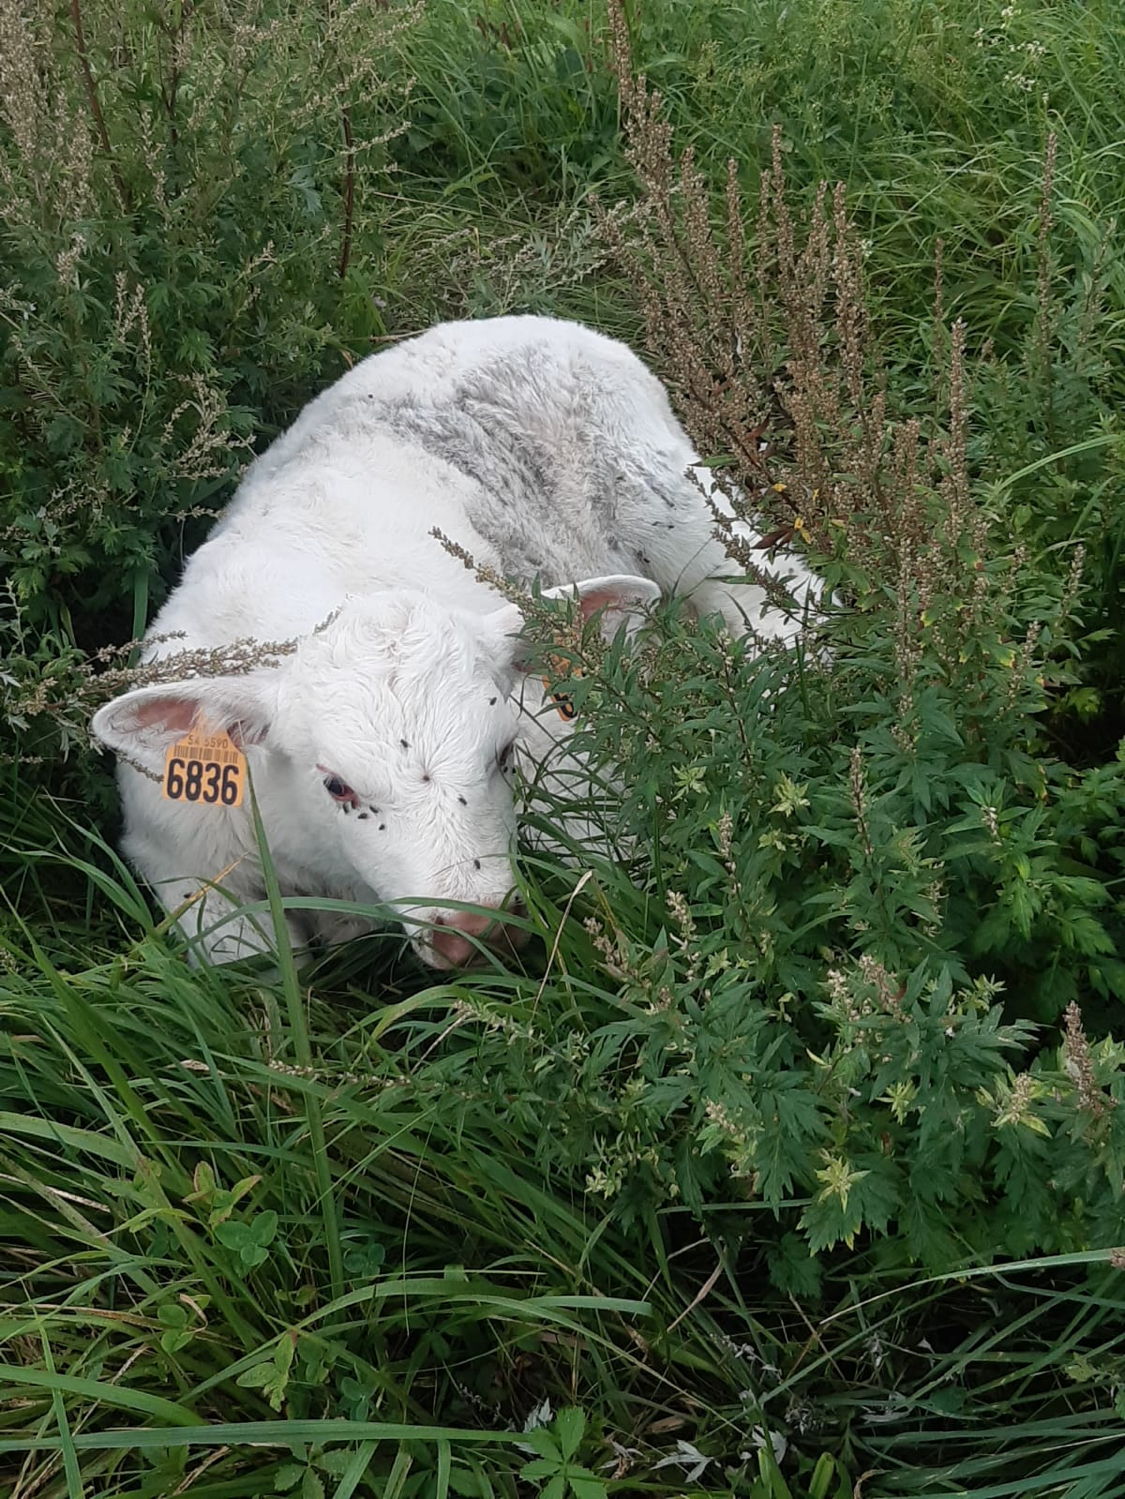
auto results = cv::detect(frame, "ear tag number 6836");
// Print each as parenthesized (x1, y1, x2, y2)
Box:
(163, 726, 246, 808)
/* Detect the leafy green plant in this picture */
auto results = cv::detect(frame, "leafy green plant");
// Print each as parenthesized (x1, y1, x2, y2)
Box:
(216, 1208, 281, 1270)
(237, 1330, 297, 1411)
(519, 1407, 606, 1499)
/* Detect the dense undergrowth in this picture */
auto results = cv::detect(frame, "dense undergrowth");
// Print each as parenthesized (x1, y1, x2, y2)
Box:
(2, 1, 1124, 1496)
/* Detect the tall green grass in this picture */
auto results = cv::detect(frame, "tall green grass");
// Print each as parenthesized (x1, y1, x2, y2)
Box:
(3, 849, 1123, 1495)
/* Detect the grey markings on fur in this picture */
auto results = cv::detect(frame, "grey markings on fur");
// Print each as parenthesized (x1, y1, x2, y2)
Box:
(353, 345, 690, 585)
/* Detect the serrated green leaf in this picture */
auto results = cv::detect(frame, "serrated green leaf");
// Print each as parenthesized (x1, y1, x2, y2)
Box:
(569, 1475, 608, 1499)
(520, 1457, 560, 1481)
(554, 1407, 585, 1461)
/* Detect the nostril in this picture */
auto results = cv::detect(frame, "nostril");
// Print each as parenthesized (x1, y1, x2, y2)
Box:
(430, 925, 476, 966)
(427, 906, 512, 967)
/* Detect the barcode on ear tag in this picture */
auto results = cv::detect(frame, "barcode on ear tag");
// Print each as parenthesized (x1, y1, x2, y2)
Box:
(163, 725, 246, 807)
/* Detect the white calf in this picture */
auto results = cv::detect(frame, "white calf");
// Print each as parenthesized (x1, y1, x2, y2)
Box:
(92, 315, 816, 967)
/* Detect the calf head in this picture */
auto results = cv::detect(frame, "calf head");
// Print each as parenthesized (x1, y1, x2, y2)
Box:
(91, 576, 660, 967)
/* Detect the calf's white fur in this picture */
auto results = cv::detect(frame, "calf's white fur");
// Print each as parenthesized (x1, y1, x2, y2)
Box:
(92, 315, 817, 968)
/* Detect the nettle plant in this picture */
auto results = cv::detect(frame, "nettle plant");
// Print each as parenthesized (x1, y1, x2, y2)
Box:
(479, 579, 1124, 1289)
(412, 19, 1125, 1285)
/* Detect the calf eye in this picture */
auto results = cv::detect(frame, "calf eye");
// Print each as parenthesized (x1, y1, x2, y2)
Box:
(323, 775, 357, 804)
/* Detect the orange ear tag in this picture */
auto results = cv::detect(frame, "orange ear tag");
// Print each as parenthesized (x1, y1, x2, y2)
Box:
(163, 724, 246, 808)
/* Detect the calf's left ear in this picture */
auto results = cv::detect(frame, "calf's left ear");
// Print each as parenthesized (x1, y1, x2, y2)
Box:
(91, 673, 278, 776)
(486, 574, 662, 670)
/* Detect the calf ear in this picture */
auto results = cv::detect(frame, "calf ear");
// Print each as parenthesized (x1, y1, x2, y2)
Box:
(91, 674, 278, 775)
(487, 574, 662, 670)
(544, 575, 663, 636)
